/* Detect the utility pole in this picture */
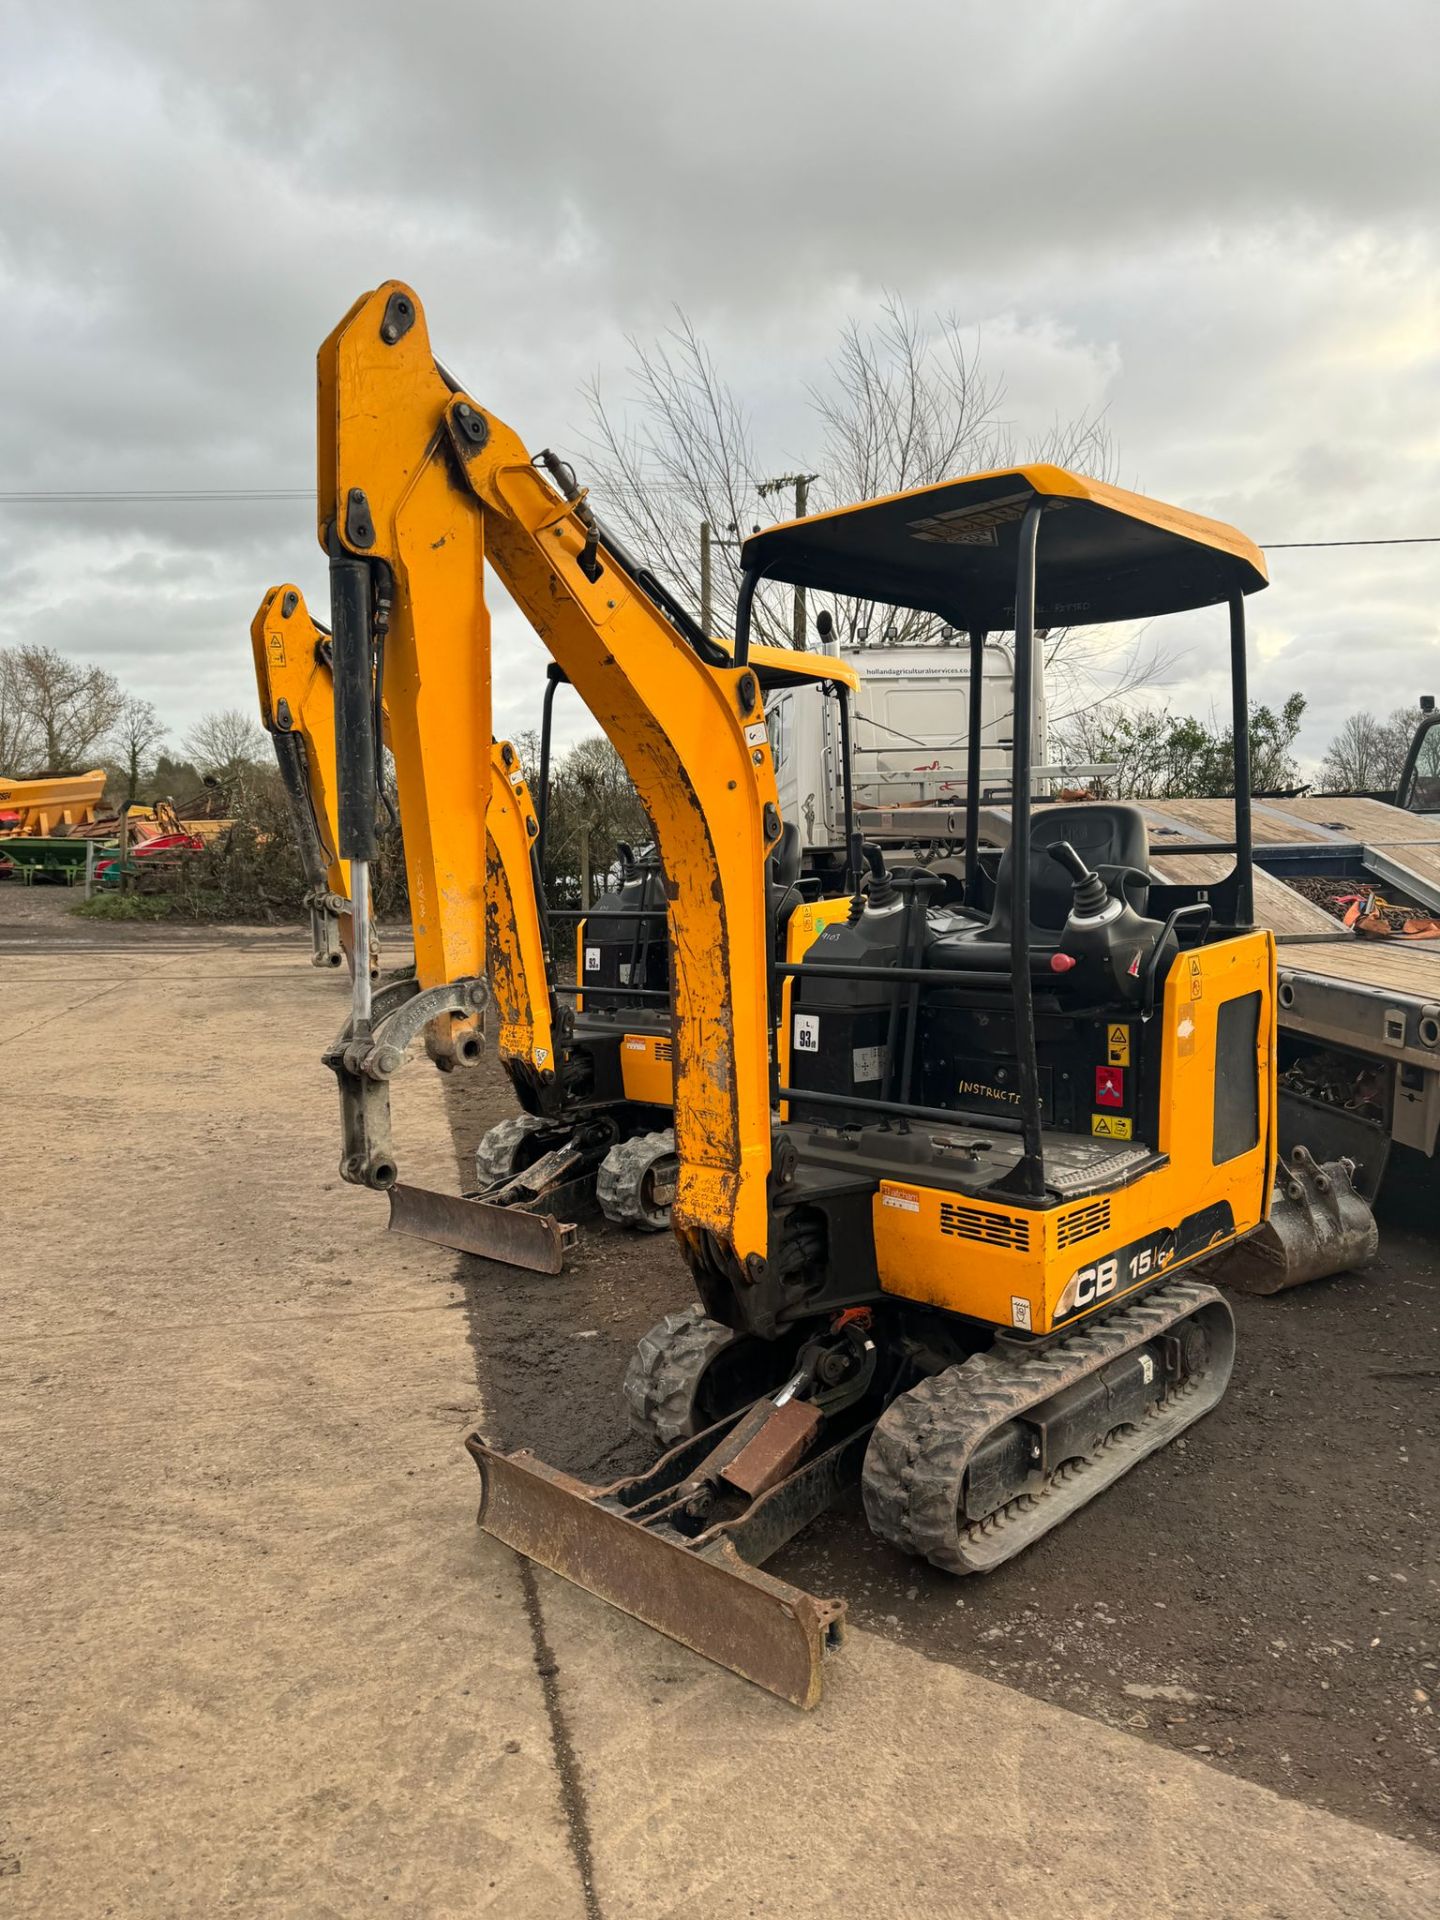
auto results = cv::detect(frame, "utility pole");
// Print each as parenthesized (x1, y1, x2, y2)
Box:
(791, 475, 812, 649)
(699, 519, 712, 638)
(756, 472, 819, 648)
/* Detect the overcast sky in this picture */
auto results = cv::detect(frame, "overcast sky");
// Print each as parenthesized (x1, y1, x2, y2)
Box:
(3, 1, 1437, 771)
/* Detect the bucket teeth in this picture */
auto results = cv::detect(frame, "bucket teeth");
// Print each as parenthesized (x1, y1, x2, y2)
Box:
(1213, 1147, 1378, 1295)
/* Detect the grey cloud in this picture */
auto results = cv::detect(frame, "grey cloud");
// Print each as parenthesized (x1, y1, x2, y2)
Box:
(2, 0, 1437, 768)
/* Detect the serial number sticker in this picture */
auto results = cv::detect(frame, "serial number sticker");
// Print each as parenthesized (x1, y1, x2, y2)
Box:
(881, 1185, 921, 1213)
(852, 1044, 888, 1083)
(584, 946, 601, 972)
(744, 721, 769, 747)
(625, 1039, 646, 1052)
(1010, 1295, 1033, 1331)
(1091, 1113, 1133, 1140)
(793, 1013, 820, 1053)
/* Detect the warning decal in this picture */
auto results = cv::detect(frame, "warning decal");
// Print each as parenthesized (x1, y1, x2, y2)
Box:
(1094, 1066, 1125, 1108)
(880, 1185, 921, 1213)
(1107, 1024, 1131, 1066)
(1188, 956, 1204, 1000)
(1091, 1113, 1134, 1140)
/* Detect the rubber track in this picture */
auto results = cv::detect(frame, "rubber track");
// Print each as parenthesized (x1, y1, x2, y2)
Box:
(621, 1306, 738, 1446)
(474, 1112, 552, 1189)
(862, 1278, 1235, 1575)
(596, 1128, 677, 1231)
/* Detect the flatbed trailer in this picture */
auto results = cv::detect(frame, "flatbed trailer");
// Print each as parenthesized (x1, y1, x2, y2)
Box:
(965, 794, 1439, 1197)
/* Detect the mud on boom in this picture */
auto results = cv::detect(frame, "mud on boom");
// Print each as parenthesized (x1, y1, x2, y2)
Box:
(312, 282, 1373, 1709)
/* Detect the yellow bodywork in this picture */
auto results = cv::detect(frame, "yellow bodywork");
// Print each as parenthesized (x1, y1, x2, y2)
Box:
(251, 582, 555, 1075)
(0, 769, 106, 836)
(872, 930, 1277, 1334)
(251, 584, 352, 903)
(619, 1035, 675, 1107)
(318, 290, 491, 1064)
(319, 283, 780, 1267)
(483, 742, 558, 1077)
(778, 895, 854, 1116)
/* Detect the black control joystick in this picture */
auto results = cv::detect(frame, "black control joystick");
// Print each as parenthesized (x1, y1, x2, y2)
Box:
(1048, 841, 1172, 1004)
(1048, 841, 1112, 920)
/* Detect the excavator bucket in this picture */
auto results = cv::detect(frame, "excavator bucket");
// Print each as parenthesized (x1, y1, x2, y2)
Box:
(1213, 1146, 1379, 1295)
(465, 1403, 863, 1707)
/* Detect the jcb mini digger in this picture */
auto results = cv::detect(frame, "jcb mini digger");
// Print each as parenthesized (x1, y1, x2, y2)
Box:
(310, 282, 1366, 1707)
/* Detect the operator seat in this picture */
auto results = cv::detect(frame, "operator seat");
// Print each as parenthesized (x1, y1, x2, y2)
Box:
(767, 820, 809, 946)
(987, 804, 1152, 940)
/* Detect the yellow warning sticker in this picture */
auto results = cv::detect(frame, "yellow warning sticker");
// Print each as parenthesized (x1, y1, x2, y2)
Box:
(1106, 1024, 1131, 1066)
(267, 633, 287, 670)
(1091, 1113, 1133, 1140)
(1188, 955, 1204, 1000)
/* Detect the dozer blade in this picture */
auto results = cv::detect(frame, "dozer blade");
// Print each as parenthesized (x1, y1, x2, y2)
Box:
(465, 1412, 861, 1707)
(387, 1183, 578, 1273)
(1213, 1147, 1379, 1295)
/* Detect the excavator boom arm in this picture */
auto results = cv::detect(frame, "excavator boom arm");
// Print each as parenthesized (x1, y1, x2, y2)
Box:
(320, 281, 779, 1266)
(252, 581, 557, 1074)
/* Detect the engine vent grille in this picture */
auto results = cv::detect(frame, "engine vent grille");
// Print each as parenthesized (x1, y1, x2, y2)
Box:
(939, 1203, 1031, 1251)
(655, 1040, 673, 1063)
(1056, 1198, 1111, 1248)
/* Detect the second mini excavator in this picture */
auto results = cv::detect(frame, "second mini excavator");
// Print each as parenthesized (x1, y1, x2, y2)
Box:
(309, 282, 1371, 1706)
(251, 579, 858, 1263)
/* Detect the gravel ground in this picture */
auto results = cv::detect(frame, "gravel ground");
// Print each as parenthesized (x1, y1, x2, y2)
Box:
(11, 885, 1433, 1853)
(441, 1068, 1440, 1852)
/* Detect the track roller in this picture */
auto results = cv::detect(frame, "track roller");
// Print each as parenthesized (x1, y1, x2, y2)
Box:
(623, 1305, 801, 1448)
(597, 1128, 678, 1231)
(475, 1112, 557, 1190)
(862, 1278, 1235, 1575)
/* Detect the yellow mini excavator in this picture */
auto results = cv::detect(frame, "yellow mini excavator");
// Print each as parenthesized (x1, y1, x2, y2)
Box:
(309, 281, 1369, 1706)
(251, 579, 858, 1263)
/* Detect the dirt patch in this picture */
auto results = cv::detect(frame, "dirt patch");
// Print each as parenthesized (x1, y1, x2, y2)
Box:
(441, 1055, 1439, 1851)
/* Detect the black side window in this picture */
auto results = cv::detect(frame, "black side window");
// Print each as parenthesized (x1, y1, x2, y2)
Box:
(1213, 991, 1262, 1164)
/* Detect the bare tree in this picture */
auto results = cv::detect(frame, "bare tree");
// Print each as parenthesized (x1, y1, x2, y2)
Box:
(538, 735, 650, 908)
(583, 296, 1116, 667)
(108, 695, 169, 808)
(1321, 703, 1425, 792)
(0, 648, 41, 774)
(5, 644, 124, 772)
(1320, 711, 1387, 791)
(183, 708, 268, 782)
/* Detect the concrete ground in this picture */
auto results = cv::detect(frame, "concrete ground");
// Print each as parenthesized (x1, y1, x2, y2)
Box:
(3, 912, 1438, 1918)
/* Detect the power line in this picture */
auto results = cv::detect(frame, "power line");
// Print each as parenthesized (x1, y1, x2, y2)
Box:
(0, 488, 312, 502)
(1261, 536, 1440, 550)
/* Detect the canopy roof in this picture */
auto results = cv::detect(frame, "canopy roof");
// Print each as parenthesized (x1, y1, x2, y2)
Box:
(724, 637, 859, 693)
(741, 465, 1268, 630)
